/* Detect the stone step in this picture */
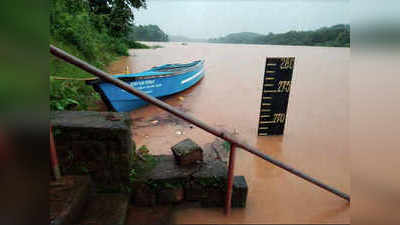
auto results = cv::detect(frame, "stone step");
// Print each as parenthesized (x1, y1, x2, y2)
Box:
(50, 175, 91, 225)
(131, 155, 200, 206)
(77, 193, 130, 225)
(130, 154, 248, 208)
(200, 175, 248, 208)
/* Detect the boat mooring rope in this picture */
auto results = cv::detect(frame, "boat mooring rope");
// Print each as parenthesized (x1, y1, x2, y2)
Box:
(50, 66, 130, 81)
(50, 76, 98, 81)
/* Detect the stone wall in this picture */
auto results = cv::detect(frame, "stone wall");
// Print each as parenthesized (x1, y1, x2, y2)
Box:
(50, 111, 134, 192)
(130, 139, 248, 208)
(131, 155, 248, 207)
(50, 112, 248, 207)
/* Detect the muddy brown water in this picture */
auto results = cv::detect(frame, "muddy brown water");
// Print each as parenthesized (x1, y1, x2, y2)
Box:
(108, 42, 350, 224)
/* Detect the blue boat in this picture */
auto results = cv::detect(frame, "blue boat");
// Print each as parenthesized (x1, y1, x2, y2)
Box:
(87, 60, 205, 112)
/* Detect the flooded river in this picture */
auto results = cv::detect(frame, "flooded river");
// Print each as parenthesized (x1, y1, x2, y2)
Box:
(108, 42, 350, 224)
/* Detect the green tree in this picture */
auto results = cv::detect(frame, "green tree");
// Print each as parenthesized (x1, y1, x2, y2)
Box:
(50, 0, 150, 111)
(88, 0, 146, 38)
(130, 24, 169, 42)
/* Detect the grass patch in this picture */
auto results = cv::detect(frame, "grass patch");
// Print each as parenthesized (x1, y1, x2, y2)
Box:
(50, 39, 151, 111)
(223, 141, 231, 152)
(50, 77, 100, 111)
(129, 145, 158, 183)
(49, 37, 120, 111)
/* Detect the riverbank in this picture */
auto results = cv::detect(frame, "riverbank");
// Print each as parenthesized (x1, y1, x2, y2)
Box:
(49, 40, 155, 111)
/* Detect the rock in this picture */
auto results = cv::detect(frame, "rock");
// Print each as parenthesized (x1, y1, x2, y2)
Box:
(171, 138, 203, 166)
(158, 185, 184, 204)
(230, 176, 248, 208)
(202, 143, 219, 163)
(211, 138, 230, 163)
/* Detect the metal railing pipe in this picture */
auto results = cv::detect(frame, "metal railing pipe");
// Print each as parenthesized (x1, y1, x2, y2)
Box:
(225, 143, 237, 214)
(50, 45, 350, 204)
(223, 134, 350, 201)
(50, 125, 61, 180)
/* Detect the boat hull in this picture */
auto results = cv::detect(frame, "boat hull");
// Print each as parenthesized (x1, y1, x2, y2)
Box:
(90, 60, 205, 112)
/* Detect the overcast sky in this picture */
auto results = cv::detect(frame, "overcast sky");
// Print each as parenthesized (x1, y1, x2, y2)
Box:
(133, 0, 349, 39)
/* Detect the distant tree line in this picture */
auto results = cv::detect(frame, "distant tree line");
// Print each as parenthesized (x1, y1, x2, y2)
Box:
(129, 25, 169, 42)
(208, 24, 350, 47)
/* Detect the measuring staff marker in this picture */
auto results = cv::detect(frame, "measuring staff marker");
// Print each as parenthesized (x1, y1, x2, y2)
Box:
(258, 57, 295, 136)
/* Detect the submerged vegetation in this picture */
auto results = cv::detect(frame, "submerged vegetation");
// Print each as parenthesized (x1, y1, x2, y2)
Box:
(209, 24, 350, 47)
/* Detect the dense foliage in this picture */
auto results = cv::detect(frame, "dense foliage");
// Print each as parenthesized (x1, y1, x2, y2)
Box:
(129, 24, 169, 42)
(209, 24, 350, 47)
(50, 0, 148, 111)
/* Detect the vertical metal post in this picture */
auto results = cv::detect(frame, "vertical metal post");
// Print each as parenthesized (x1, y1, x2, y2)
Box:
(50, 125, 61, 180)
(225, 143, 236, 215)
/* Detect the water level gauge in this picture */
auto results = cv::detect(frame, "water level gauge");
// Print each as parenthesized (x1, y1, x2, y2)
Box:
(258, 57, 295, 136)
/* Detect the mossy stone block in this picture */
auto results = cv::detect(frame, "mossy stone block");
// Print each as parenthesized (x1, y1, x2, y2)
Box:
(230, 176, 248, 208)
(148, 155, 200, 182)
(200, 176, 248, 208)
(171, 138, 203, 166)
(184, 181, 207, 201)
(200, 187, 225, 207)
(158, 185, 184, 204)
